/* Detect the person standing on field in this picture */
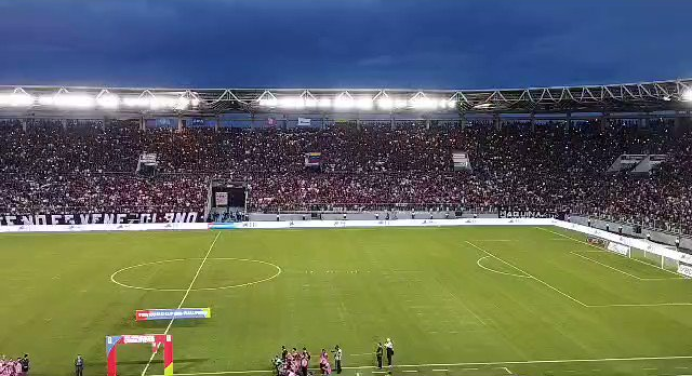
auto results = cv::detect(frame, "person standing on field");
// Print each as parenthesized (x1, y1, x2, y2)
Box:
(332, 345, 343, 374)
(21, 354, 30, 376)
(384, 338, 394, 366)
(75, 355, 84, 376)
(375, 343, 384, 369)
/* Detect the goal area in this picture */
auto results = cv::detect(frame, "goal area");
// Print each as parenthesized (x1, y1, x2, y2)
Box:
(587, 235, 684, 275)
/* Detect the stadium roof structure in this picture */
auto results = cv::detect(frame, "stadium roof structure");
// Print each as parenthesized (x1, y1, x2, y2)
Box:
(1, 78, 692, 118)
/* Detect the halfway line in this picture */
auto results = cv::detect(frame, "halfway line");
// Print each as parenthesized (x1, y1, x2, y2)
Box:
(141, 231, 222, 376)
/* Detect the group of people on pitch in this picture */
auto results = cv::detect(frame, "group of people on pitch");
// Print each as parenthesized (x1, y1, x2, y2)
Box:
(273, 346, 343, 376)
(273, 339, 394, 376)
(0, 354, 29, 376)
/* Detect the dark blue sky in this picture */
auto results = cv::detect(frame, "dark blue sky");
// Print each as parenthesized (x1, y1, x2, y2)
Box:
(0, 0, 691, 89)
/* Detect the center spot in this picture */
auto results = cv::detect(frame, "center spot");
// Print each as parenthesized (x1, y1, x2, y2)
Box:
(111, 258, 282, 292)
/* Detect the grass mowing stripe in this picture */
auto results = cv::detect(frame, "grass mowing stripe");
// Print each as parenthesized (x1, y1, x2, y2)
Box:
(141, 231, 222, 376)
(464, 241, 589, 307)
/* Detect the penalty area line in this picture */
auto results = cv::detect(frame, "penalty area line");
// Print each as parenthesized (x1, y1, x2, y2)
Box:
(464, 241, 589, 307)
(141, 231, 222, 376)
(151, 354, 692, 376)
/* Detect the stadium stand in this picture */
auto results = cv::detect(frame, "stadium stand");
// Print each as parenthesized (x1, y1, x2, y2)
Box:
(0, 118, 690, 234)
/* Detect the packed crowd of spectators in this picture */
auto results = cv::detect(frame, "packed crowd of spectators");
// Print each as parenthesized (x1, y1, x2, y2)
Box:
(0, 117, 690, 233)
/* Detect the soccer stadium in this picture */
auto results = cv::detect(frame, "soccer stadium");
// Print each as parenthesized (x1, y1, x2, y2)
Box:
(3, 1, 692, 375)
(1, 78, 692, 376)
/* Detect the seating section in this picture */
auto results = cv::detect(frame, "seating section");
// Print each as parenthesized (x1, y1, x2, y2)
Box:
(0, 118, 690, 233)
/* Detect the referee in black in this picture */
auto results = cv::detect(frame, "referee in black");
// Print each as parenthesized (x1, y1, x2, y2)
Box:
(375, 343, 384, 369)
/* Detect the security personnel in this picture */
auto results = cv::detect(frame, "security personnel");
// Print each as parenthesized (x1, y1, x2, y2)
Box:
(333, 345, 343, 374)
(75, 355, 84, 376)
(375, 343, 384, 369)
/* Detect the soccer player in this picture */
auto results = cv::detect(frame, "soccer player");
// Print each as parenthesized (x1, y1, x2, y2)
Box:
(384, 338, 394, 366)
(75, 355, 84, 376)
(332, 345, 343, 374)
(319, 349, 331, 376)
(21, 354, 29, 376)
(301, 348, 310, 376)
(281, 346, 289, 360)
(375, 343, 384, 369)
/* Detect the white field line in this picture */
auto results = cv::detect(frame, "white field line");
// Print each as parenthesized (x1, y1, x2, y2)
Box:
(571, 251, 682, 281)
(589, 302, 692, 308)
(476, 256, 531, 279)
(151, 354, 692, 376)
(570, 251, 645, 280)
(499, 366, 513, 374)
(464, 241, 589, 307)
(141, 231, 222, 376)
(444, 289, 488, 327)
(536, 227, 682, 278)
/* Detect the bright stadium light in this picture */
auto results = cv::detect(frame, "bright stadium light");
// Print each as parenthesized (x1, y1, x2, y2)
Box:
(394, 98, 408, 109)
(377, 97, 393, 110)
(682, 89, 692, 102)
(447, 100, 456, 109)
(97, 94, 120, 109)
(150, 96, 178, 109)
(334, 96, 354, 110)
(356, 97, 373, 110)
(410, 97, 436, 110)
(123, 96, 151, 108)
(0, 93, 35, 107)
(305, 98, 318, 108)
(259, 98, 278, 107)
(278, 96, 302, 109)
(191, 98, 200, 107)
(38, 95, 56, 106)
(175, 97, 190, 110)
(54, 94, 95, 108)
(318, 97, 332, 108)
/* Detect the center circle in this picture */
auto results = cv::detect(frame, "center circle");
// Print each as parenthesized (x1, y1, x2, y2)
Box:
(110, 258, 282, 292)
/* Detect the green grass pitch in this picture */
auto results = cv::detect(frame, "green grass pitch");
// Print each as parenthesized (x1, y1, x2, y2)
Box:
(2, 226, 692, 376)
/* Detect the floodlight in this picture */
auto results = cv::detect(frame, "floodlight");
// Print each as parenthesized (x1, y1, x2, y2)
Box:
(318, 97, 332, 108)
(191, 98, 200, 107)
(0, 93, 34, 107)
(175, 97, 190, 110)
(410, 97, 436, 110)
(38, 95, 55, 106)
(305, 98, 318, 108)
(394, 99, 408, 108)
(377, 97, 393, 110)
(97, 94, 120, 109)
(356, 97, 373, 110)
(682, 90, 692, 102)
(123, 97, 151, 108)
(54, 94, 95, 108)
(447, 100, 456, 109)
(150, 96, 178, 109)
(259, 98, 278, 107)
(334, 96, 354, 110)
(279, 96, 301, 109)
